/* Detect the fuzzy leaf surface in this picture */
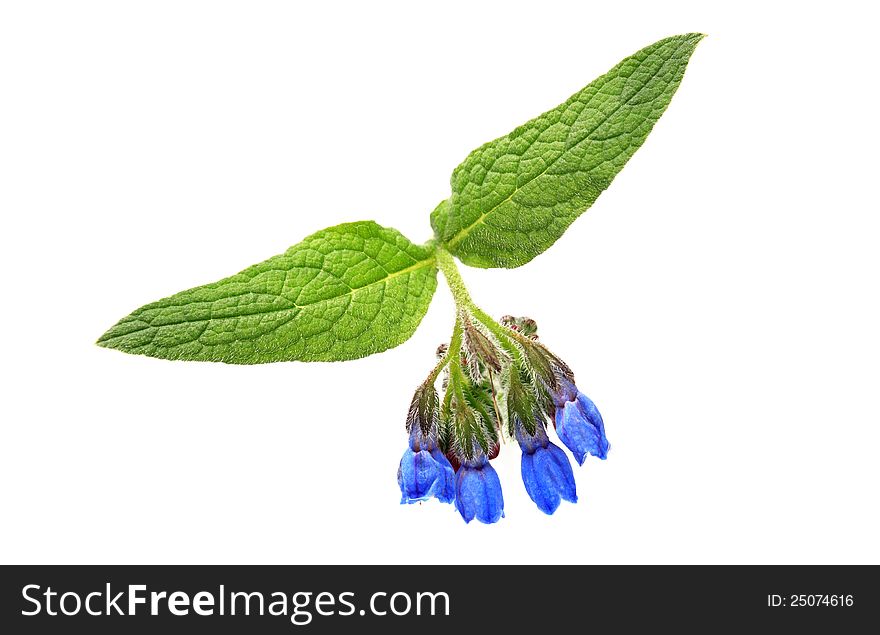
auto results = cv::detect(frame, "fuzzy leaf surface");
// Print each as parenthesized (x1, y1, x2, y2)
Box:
(98, 222, 437, 363)
(434, 33, 704, 267)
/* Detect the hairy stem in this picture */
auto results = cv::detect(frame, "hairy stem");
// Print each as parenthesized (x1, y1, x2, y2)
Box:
(427, 317, 461, 384)
(436, 247, 473, 307)
(436, 247, 524, 364)
(439, 316, 463, 414)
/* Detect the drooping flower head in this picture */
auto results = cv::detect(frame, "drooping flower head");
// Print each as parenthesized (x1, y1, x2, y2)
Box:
(398, 427, 456, 505)
(398, 382, 455, 505)
(446, 381, 505, 524)
(506, 361, 577, 515)
(397, 314, 607, 523)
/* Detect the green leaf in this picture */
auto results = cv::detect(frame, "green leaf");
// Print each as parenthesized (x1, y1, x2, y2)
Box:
(98, 221, 438, 363)
(429, 199, 450, 242)
(434, 33, 704, 268)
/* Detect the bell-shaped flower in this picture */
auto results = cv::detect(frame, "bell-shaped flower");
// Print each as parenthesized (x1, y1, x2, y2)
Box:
(553, 378, 610, 465)
(454, 454, 504, 524)
(397, 427, 455, 504)
(516, 419, 577, 515)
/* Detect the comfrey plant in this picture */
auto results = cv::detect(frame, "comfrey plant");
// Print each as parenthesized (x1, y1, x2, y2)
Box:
(98, 35, 702, 523)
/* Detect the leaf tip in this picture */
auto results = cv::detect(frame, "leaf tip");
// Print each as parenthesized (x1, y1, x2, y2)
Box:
(683, 32, 708, 46)
(95, 329, 111, 347)
(95, 328, 121, 351)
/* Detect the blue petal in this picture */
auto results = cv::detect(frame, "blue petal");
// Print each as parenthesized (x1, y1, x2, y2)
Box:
(520, 443, 577, 515)
(545, 443, 577, 503)
(397, 448, 441, 504)
(520, 451, 556, 514)
(575, 393, 610, 459)
(454, 458, 504, 524)
(555, 393, 610, 465)
(429, 448, 456, 504)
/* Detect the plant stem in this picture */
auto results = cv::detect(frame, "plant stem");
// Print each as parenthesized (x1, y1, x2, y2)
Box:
(435, 247, 525, 365)
(435, 247, 473, 308)
(429, 317, 462, 383)
(426, 353, 450, 384)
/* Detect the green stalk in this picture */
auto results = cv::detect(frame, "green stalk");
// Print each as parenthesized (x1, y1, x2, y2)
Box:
(435, 247, 473, 307)
(439, 316, 463, 415)
(426, 317, 461, 384)
(436, 247, 523, 364)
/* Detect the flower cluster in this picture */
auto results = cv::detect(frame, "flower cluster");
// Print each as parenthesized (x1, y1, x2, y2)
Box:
(397, 314, 610, 523)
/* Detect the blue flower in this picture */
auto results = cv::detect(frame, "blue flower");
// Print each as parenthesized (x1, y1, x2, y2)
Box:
(397, 429, 455, 505)
(554, 379, 610, 465)
(516, 421, 577, 515)
(454, 455, 504, 524)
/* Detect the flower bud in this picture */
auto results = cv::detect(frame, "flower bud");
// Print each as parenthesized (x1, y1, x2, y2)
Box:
(406, 381, 440, 438)
(450, 400, 491, 461)
(461, 312, 507, 381)
(505, 365, 541, 437)
(500, 315, 538, 339)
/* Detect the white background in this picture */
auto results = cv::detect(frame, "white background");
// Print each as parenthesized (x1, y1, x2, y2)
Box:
(2, 1, 878, 565)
